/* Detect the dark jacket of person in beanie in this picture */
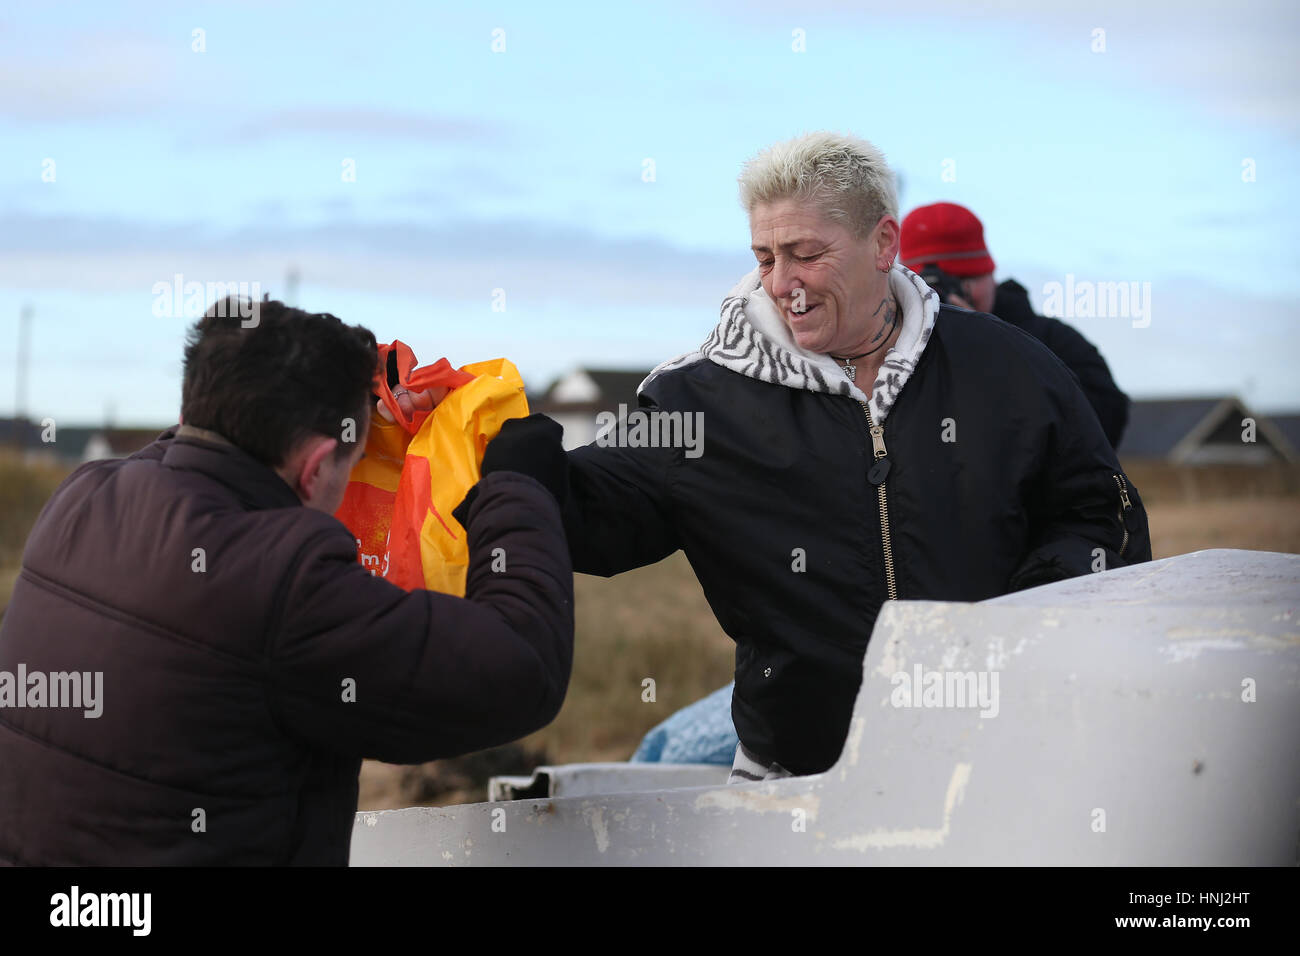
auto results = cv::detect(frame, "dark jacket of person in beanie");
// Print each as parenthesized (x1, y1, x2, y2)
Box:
(0, 300, 574, 866)
(992, 278, 1129, 447)
(901, 202, 1130, 448)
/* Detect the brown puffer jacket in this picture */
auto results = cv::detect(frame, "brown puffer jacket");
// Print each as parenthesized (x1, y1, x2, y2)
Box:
(0, 425, 573, 865)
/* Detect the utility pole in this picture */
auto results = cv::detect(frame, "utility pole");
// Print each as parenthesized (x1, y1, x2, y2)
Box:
(14, 303, 32, 451)
(285, 265, 300, 306)
(16, 304, 32, 419)
(9, 306, 31, 455)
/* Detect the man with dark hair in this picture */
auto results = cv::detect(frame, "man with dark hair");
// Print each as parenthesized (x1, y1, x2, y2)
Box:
(900, 202, 1130, 447)
(0, 297, 573, 866)
(180, 299, 381, 476)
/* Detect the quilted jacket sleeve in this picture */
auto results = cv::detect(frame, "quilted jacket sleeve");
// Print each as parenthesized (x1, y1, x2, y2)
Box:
(561, 390, 682, 576)
(267, 471, 574, 764)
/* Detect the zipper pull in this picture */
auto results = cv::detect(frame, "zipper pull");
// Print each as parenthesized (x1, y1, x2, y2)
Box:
(869, 424, 887, 459)
(867, 424, 890, 485)
(1114, 474, 1133, 510)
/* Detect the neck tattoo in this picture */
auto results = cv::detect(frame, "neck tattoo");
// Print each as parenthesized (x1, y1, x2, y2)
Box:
(831, 295, 899, 381)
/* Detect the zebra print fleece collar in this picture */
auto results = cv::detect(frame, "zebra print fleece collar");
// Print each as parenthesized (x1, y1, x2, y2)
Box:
(643, 264, 940, 423)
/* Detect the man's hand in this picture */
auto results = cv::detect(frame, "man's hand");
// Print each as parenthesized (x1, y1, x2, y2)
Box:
(377, 386, 451, 423)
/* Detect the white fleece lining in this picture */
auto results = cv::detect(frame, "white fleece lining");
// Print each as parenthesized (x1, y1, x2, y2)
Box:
(641, 263, 939, 424)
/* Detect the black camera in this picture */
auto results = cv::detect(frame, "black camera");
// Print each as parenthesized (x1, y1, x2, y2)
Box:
(918, 266, 970, 307)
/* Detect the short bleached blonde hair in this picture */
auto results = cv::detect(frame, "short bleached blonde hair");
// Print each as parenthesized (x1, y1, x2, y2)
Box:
(738, 131, 899, 239)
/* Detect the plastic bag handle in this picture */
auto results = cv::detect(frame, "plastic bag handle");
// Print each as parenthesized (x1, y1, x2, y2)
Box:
(373, 341, 476, 435)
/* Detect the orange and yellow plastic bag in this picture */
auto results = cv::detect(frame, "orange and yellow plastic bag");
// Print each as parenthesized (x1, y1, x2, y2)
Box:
(335, 340, 529, 595)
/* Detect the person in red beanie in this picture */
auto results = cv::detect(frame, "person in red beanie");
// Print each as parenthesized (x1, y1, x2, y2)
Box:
(900, 202, 1129, 447)
(899, 201, 1000, 313)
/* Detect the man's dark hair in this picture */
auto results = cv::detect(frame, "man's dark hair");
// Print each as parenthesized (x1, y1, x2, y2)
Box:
(181, 297, 378, 467)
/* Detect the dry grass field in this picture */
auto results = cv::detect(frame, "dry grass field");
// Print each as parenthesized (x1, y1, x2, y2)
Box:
(359, 553, 735, 809)
(1, 450, 1296, 810)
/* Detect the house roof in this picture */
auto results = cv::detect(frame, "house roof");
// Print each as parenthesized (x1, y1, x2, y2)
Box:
(536, 368, 651, 413)
(1117, 397, 1298, 462)
(1268, 414, 1300, 457)
(585, 370, 651, 408)
(1117, 398, 1226, 459)
(0, 418, 42, 447)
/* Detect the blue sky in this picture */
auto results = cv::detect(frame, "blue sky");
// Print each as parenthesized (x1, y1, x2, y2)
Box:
(2, 0, 1298, 425)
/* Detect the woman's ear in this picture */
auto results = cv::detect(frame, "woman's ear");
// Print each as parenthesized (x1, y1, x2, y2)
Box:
(874, 215, 901, 261)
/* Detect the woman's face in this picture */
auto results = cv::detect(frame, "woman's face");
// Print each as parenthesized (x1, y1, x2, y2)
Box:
(750, 197, 896, 355)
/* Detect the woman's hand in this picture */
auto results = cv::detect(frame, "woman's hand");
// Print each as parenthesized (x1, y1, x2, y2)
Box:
(376, 385, 451, 423)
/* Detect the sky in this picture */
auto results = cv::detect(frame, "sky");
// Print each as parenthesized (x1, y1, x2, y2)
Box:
(2, 0, 1298, 426)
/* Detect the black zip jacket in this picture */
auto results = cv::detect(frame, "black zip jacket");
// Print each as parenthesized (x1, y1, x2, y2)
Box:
(559, 272, 1151, 775)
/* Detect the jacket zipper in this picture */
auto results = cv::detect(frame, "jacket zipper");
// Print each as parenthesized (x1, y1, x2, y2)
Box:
(1113, 473, 1133, 557)
(859, 401, 899, 602)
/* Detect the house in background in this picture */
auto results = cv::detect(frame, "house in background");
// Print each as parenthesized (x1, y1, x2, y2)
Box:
(1117, 397, 1299, 465)
(532, 368, 652, 450)
(1269, 414, 1300, 460)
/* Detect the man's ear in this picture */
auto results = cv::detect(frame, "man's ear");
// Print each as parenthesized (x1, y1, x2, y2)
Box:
(292, 435, 340, 503)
